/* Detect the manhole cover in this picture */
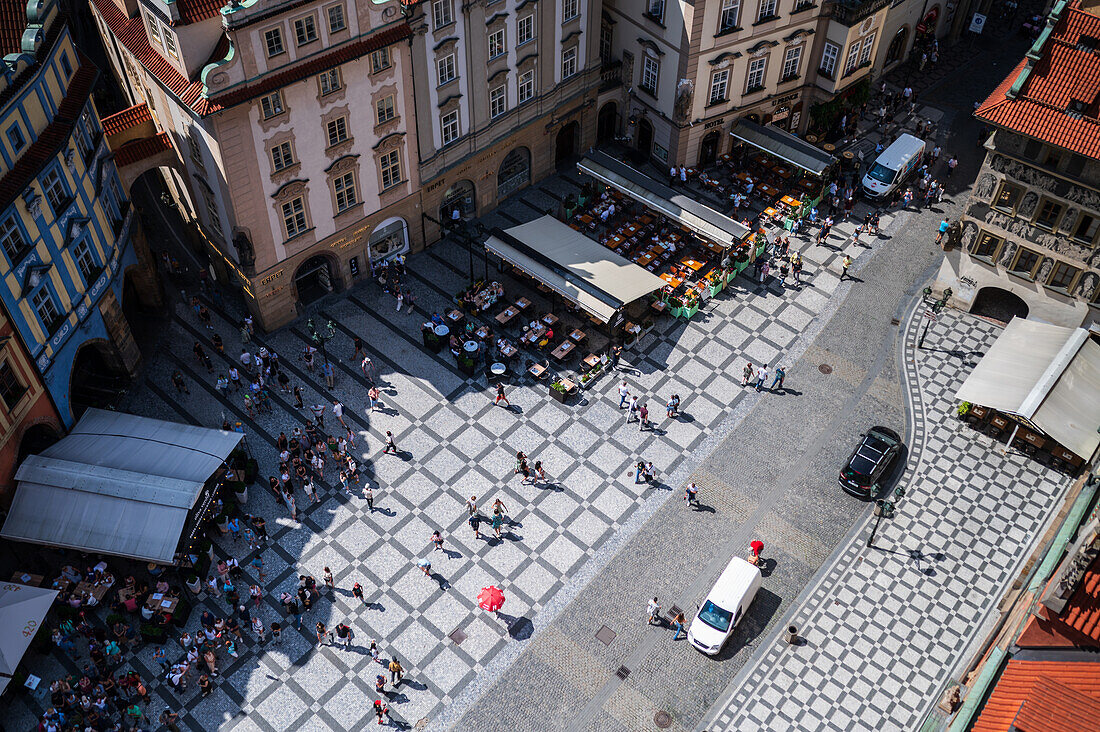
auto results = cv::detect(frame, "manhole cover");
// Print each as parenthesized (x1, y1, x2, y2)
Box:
(668, 605, 682, 618)
(890, 318, 900, 325)
(615, 665, 631, 680)
(448, 628, 467, 645)
(654, 711, 673, 728)
(595, 625, 617, 646)
(819, 364, 833, 374)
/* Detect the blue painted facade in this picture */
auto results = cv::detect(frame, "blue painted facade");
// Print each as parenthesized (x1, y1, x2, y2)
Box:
(0, 0, 138, 427)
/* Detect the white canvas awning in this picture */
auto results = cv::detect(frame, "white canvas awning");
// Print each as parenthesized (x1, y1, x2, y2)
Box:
(485, 215, 667, 323)
(956, 318, 1100, 460)
(0, 409, 243, 564)
(0, 582, 58, 694)
(578, 151, 750, 248)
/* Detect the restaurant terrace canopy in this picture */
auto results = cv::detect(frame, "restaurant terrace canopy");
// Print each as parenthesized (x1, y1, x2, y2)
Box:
(577, 151, 751, 249)
(729, 119, 837, 178)
(0, 582, 58, 694)
(484, 215, 667, 323)
(955, 318, 1100, 462)
(0, 409, 243, 564)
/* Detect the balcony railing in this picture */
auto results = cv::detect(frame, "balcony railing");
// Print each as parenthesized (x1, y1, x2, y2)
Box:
(826, 0, 889, 26)
(600, 59, 623, 91)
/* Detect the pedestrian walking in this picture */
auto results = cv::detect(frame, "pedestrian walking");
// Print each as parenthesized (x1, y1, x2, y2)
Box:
(335, 623, 353, 648)
(352, 582, 366, 604)
(742, 362, 755, 387)
(252, 617, 265, 642)
(840, 254, 853, 281)
(365, 486, 375, 511)
(638, 402, 649, 431)
(666, 394, 680, 418)
(755, 365, 769, 392)
(771, 366, 786, 391)
(239, 349, 253, 373)
(618, 380, 630, 408)
(947, 155, 958, 177)
(323, 566, 335, 590)
(491, 510, 504, 538)
(389, 658, 404, 686)
(936, 218, 950, 244)
(171, 371, 189, 395)
(431, 531, 444, 551)
(323, 361, 335, 389)
(417, 557, 432, 576)
(271, 622, 282, 643)
(494, 383, 509, 406)
(374, 700, 390, 725)
(293, 385, 304, 409)
(310, 403, 326, 428)
(316, 622, 327, 645)
(333, 400, 347, 428)
(534, 460, 545, 482)
(672, 611, 686, 640)
(360, 355, 376, 383)
(685, 482, 698, 506)
(647, 597, 661, 625)
(627, 395, 639, 423)
(383, 431, 398, 454)
(469, 512, 482, 539)
(353, 336, 365, 361)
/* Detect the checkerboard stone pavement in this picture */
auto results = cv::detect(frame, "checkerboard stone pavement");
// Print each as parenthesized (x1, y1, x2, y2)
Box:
(0, 183, 902, 732)
(701, 306, 1073, 732)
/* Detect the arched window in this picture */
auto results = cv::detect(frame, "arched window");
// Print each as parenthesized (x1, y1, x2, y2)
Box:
(497, 148, 531, 199)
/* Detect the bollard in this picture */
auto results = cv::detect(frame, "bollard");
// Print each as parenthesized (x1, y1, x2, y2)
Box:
(784, 625, 799, 644)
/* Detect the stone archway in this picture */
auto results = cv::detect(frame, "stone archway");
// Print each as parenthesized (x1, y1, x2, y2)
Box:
(597, 102, 618, 144)
(497, 148, 531, 200)
(886, 26, 909, 65)
(440, 181, 476, 222)
(699, 131, 721, 167)
(555, 121, 580, 168)
(69, 339, 132, 419)
(970, 287, 1029, 324)
(17, 423, 60, 465)
(293, 254, 339, 306)
(636, 118, 654, 160)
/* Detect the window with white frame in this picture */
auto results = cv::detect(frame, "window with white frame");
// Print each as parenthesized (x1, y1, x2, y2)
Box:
(319, 68, 341, 95)
(326, 116, 348, 147)
(32, 288, 60, 331)
(438, 53, 456, 85)
(380, 150, 402, 190)
(641, 55, 659, 93)
(0, 216, 27, 260)
(441, 110, 460, 145)
(517, 15, 534, 45)
(859, 33, 875, 65)
(820, 41, 838, 76)
(294, 15, 317, 45)
(489, 28, 506, 59)
(563, 0, 578, 22)
(647, 0, 665, 21)
(757, 0, 777, 21)
(781, 46, 802, 79)
(326, 4, 346, 32)
(271, 141, 294, 171)
(333, 172, 357, 212)
(147, 15, 162, 46)
(264, 27, 284, 57)
(518, 69, 535, 103)
(844, 39, 861, 73)
(719, 0, 741, 30)
(376, 95, 396, 124)
(42, 169, 68, 212)
(74, 239, 97, 283)
(281, 197, 307, 238)
(203, 189, 221, 231)
(187, 126, 204, 168)
(433, 0, 453, 28)
(562, 47, 578, 78)
(746, 56, 766, 91)
(260, 91, 284, 119)
(370, 48, 390, 73)
(163, 28, 179, 59)
(709, 69, 729, 104)
(490, 85, 507, 117)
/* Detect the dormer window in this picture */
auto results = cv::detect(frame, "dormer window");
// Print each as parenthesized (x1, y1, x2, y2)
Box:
(147, 15, 162, 47)
(163, 29, 179, 60)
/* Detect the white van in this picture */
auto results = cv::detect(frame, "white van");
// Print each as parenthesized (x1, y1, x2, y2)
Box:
(861, 133, 926, 200)
(687, 556, 762, 655)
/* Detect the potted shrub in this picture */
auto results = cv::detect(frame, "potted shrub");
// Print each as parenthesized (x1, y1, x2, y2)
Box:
(200, 538, 214, 561)
(231, 481, 247, 504)
(185, 574, 202, 595)
(956, 401, 972, 419)
(549, 380, 569, 403)
(244, 458, 259, 484)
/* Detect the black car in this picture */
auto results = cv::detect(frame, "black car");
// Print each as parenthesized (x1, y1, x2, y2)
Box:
(839, 426, 901, 498)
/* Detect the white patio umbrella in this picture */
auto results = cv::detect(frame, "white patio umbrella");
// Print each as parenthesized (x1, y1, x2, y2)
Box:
(0, 582, 58, 693)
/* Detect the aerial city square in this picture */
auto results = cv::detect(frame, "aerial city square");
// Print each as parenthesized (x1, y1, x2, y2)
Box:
(0, 0, 1098, 729)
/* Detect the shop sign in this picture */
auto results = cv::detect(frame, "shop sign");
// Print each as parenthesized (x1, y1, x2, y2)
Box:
(260, 269, 283, 286)
(771, 93, 799, 108)
(772, 106, 790, 122)
(790, 111, 801, 129)
(969, 12, 986, 33)
(704, 117, 726, 129)
(327, 222, 372, 250)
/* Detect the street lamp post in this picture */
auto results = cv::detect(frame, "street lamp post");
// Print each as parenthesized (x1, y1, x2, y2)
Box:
(306, 317, 336, 369)
(918, 287, 952, 349)
(866, 486, 905, 548)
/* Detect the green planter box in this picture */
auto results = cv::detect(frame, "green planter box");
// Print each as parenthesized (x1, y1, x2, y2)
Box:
(668, 305, 684, 318)
(709, 283, 723, 298)
(682, 303, 700, 318)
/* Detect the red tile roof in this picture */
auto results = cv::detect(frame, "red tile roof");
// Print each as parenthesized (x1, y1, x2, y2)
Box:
(0, 0, 26, 56)
(972, 660, 1100, 732)
(208, 23, 411, 110)
(975, 1, 1100, 159)
(174, 0, 226, 25)
(1019, 553, 1100, 649)
(113, 132, 174, 167)
(0, 62, 97, 210)
(88, 0, 218, 115)
(101, 103, 152, 136)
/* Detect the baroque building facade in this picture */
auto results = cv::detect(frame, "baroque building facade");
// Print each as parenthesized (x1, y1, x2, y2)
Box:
(0, 0, 153, 428)
(937, 0, 1100, 328)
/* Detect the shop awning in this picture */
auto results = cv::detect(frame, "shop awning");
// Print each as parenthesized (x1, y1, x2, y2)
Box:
(956, 318, 1100, 461)
(729, 119, 836, 177)
(578, 151, 750, 248)
(0, 582, 58, 693)
(484, 215, 667, 323)
(0, 409, 243, 564)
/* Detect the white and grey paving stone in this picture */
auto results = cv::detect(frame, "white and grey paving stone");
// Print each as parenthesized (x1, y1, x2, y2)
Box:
(702, 307, 1073, 732)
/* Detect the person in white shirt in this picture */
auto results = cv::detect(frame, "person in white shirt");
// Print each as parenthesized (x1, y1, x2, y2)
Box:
(647, 597, 661, 625)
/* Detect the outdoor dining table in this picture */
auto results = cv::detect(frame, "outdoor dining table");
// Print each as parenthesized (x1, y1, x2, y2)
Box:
(521, 326, 547, 345)
(515, 297, 532, 311)
(499, 342, 518, 359)
(74, 581, 109, 603)
(490, 362, 507, 376)
(551, 341, 576, 360)
(496, 307, 519, 325)
(463, 340, 479, 354)
(623, 322, 642, 336)
(636, 253, 655, 267)
(681, 258, 706, 272)
(650, 300, 668, 313)
(780, 195, 802, 208)
(11, 571, 43, 586)
(759, 183, 780, 198)
(447, 309, 464, 323)
(660, 273, 684, 288)
(475, 325, 490, 339)
(528, 362, 547, 378)
(579, 214, 594, 225)
(146, 592, 178, 615)
(582, 353, 602, 370)
(774, 166, 793, 180)
(542, 314, 559, 327)
(569, 329, 587, 343)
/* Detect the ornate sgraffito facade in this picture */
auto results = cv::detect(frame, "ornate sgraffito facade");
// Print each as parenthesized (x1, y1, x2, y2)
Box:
(0, 0, 149, 427)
